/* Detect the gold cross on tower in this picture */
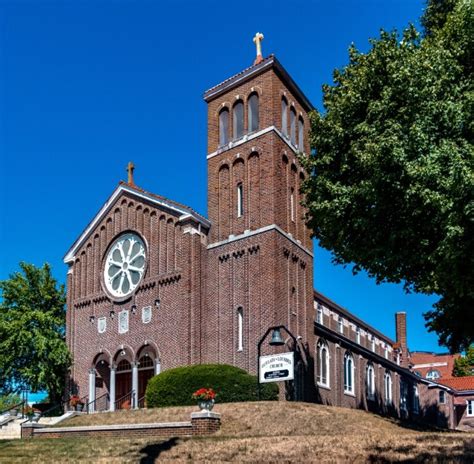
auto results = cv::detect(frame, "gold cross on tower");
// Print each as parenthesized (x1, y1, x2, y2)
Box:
(253, 32, 264, 65)
(127, 161, 135, 186)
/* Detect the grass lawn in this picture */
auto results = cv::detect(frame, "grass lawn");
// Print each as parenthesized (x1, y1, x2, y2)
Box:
(0, 402, 473, 462)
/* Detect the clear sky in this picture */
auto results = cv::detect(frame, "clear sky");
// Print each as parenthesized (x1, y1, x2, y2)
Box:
(0, 0, 443, 352)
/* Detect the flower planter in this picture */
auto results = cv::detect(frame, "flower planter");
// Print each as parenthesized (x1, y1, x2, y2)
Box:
(198, 399, 215, 411)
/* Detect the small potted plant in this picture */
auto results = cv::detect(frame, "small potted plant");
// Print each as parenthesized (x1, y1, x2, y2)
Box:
(192, 388, 216, 411)
(69, 395, 85, 412)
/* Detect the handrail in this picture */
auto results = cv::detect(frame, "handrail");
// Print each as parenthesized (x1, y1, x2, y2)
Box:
(137, 395, 146, 409)
(85, 393, 109, 414)
(114, 390, 135, 410)
(0, 401, 24, 417)
(38, 397, 71, 419)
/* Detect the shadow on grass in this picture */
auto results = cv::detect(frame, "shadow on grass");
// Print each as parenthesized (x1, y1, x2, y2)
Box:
(139, 437, 180, 463)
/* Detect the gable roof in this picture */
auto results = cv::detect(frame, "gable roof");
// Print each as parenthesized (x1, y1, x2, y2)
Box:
(410, 351, 460, 378)
(63, 182, 210, 264)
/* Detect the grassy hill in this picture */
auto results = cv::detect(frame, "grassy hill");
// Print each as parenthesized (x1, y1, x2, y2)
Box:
(0, 401, 473, 462)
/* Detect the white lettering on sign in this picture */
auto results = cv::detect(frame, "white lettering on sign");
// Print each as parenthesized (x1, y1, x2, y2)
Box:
(259, 352, 294, 383)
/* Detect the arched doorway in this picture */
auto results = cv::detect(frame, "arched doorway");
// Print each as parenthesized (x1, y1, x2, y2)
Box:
(115, 359, 133, 409)
(137, 354, 154, 406)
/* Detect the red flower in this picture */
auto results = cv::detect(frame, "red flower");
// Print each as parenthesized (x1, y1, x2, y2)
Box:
(192, 388, 216, 401)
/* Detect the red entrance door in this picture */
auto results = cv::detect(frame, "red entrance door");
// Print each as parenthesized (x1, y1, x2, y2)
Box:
(116, 359, 132, 409)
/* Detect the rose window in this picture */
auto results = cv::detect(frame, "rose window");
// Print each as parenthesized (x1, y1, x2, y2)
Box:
(104, 233, 146, 298)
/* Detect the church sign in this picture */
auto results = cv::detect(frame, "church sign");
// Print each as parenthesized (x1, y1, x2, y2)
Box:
(259, 352, 294, 383)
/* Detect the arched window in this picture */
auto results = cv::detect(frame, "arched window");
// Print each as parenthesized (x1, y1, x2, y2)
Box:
(248, 93, 259, 133)
(400, 379, 408, 411)
(219, 108, 229, 146)
(281, 97, 288, 136)
(237, 183, 244, 218)
(338, 316, 344, 334)
(237, 307, 243, 351)
(370, 334, 375, 352)
(384, 372, 392, 404)
(233, 100, 244, 140)
(426, 369, 441, 380)
(116, 359, 131, 372)
(413, 385, 420, 413)
(317, 341, 329, 387)
(298, 117, 304, 151)
(290, 107, 296, 145)
(344, 352, 355, 394)
(138, 355, 154, 369)
(356, 327, 361, 344)
(366, 363, 375, 400)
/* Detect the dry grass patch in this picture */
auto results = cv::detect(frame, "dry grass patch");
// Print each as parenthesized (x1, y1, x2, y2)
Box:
(1, 402, 473, 462)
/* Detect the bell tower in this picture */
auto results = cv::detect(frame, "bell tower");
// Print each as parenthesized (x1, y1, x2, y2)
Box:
(202, 35, 314, 379)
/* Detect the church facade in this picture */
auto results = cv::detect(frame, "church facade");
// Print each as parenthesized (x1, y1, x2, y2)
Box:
(64, 45, 463, 428)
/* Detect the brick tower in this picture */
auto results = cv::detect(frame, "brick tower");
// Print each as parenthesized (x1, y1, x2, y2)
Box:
(202, 37, 315, 389)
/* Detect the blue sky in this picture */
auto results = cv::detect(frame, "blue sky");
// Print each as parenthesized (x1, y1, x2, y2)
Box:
(0, 0, 443, 352)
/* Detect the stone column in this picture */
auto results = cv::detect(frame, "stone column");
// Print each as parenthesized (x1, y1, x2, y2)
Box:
(155, 359, 161, 376)
(132, 362, 138, 409)
(109, 366, 116, 412)
(88, 369, 96, 413)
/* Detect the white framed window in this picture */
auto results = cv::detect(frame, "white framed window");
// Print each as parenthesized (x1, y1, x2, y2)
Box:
(219, 108, 229, 146)
(370, 334, 375, 352)
(467, 400, 474, 416)
(298, 117, 304, 151)
(384, 344, 388, 359)
(142, 306, 152, 324)
(290, 107, 296, 145)
(233, 100, 244, 140)
(366, 363, 375, 400)
(356, 327, 361, 344)
(237, 183, 244, 218)
(317, 304, 323, 325)
(426, 369, 441, 380)
(413, 386, 420, 414)
(118, 310, 129, 334)
(248, 93, 259, 133)
(384, 372, 392, 404)
(317, 341, 330, 388)
(344, 352, 355, 395)
(439, 390, 446, 404)
(97, 317, 106, 334)
(281, 97, 288, 136)
(237, 307, 243, 352)
(338, 316, 344, 334)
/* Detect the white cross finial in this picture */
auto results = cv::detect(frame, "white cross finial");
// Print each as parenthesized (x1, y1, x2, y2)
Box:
(253, 32, 264, 65)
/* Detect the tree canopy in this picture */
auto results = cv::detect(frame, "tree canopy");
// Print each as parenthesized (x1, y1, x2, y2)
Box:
(301, 0, 473, 351)
(0, 262, 70, 403)
(452, 345, 474, 377)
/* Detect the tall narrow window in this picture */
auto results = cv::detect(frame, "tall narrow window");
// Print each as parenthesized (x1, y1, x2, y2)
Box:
(298, 117, 304, 151)
(290, 107, 296, 145)
(219, 108, 229, 146)
(338, 316, 344, 334)
(248, 93, 259, 133)
(237, 307, 243, 351)
(413, 386, 420, 413)
(281, 97, 288, 136)
(233, 100, 244, 140)
(317, 341, 329, 387)
(467, 400, 474, 416)
(290, 188, 295, 222)
(366, 363, 375, 400)
(384, 372, 392, 404)
(237, 183, 243, 218)
(344, 352, 354, 394)
(400, 379, 408, 411)
(356, 327, 361, 344)
(371, 334, 375, 352)
(439, 390, 446, 404)
(384, 344, 388, 359)
(317, 304, 323, 325)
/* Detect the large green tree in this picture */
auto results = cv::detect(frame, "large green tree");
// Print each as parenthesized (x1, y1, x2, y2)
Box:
(301, 0, 473, 351)
(452, 345, 474, 376)
(0, 262, 70, 403)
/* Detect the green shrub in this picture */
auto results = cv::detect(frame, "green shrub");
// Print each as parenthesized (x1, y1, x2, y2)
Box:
(145, 364, 279, 407)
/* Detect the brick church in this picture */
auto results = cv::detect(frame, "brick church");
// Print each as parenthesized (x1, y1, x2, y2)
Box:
(63, 36, 474, 430)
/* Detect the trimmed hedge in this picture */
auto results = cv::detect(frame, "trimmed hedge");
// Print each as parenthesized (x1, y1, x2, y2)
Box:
(145, 364, 279, 407)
